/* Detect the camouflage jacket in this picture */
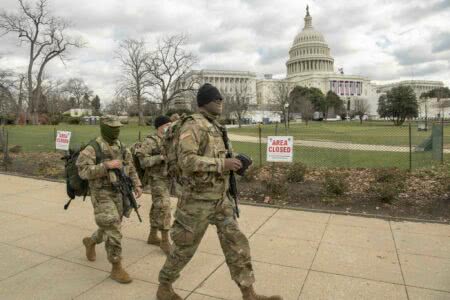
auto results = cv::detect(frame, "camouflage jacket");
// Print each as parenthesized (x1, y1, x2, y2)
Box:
(76, 136, 142, 190)
(135, 133, 166, 180)
(178, 111, 231, 200)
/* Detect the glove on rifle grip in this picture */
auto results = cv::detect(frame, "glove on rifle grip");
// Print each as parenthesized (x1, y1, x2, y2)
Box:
(235, 153, 253, 176)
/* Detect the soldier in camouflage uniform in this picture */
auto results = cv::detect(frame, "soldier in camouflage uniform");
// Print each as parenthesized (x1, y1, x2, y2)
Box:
(135, 115, 172, 255)
(77, 115, 143, 284)
(156, 84, 283, 300)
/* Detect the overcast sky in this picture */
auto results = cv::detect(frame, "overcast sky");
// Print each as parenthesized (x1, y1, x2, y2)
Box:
(1, 0, 449, 102)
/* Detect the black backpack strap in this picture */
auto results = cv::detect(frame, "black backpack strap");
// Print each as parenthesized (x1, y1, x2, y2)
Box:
(88, 139, 103, 164)
(119, 141, 127, 160)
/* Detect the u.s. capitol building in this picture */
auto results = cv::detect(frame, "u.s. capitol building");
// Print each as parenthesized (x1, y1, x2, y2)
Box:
(176, 7, 445, 121)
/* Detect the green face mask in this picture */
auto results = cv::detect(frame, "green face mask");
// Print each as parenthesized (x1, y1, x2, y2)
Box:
(100, 124, 120, 144)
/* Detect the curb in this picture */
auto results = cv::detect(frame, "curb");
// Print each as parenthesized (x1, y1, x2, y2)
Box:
(240, 201, 450, 225)
(1, 171, 448, 225)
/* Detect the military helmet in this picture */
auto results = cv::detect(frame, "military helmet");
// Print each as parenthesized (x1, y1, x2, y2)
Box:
(100, 115, 123, 127)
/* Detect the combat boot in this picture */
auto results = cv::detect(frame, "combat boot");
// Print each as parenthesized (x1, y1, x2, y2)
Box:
(160, 230, 172, 255)
(156, 283, 182, 300)
(240, 285, 283, 300)
(148, 227, 161, 245)
(82, 237, 96, 261)
(110, 261, 132, 284)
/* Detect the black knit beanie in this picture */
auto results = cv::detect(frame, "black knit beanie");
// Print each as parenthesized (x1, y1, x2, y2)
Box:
(154, 115, 171, 129)
(197, 83, 223, 107)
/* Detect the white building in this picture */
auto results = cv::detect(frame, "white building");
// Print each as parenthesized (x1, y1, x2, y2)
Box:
(271, 6, 379, 116)
(175, 69, 257, 107)
(176, 6, 446, 121)
(376, 80, 448, 119)
(375, 80, 444, 98)
(63, 108, 92, 117)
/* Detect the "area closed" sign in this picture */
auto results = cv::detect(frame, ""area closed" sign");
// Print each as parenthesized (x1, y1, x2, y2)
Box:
(55, 131, 72, 151)
(266, 136, 294, 162)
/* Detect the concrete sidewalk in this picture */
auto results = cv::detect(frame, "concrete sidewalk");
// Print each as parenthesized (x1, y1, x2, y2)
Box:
(0, 174, 449, 300)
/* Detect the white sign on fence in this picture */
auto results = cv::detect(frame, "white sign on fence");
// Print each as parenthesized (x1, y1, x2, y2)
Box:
(266, 136, 294, 162)
(55, 131, 72, 151)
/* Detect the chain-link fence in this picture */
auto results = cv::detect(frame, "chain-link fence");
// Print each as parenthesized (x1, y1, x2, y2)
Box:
(1, 120, 448, 171)
(227, 120, 449, 170)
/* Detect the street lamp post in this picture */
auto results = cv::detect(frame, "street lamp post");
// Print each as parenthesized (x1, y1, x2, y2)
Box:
(346, 97, 351, 121)
(284, 102, 290, 129)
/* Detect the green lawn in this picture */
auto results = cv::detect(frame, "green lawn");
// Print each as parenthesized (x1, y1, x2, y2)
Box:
(232, 142, 448, 169)
(4, 124, 155, 152)
(229, 121, 450, 147)
(2, 123, 448, 169)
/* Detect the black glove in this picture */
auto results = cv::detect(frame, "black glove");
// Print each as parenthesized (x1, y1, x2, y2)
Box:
(235, 153, 253, 176)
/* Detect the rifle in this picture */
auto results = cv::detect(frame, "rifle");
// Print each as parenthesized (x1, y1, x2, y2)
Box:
(220, 127, 240, 218)
(112, 168, 143, 222)
(220, 128, 252, 219)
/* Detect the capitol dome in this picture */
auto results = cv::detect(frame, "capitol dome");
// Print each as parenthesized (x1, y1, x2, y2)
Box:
(287, 6, 334, 77)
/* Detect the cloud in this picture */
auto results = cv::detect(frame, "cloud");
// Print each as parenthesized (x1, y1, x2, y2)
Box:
(399, 61, 449, 77)
(393, 46, 434, 66)
(0, 0, 449, 102)
(257, 46, 288, 65)
(432, 32, 450, 53)
(393, 0, 450, 24)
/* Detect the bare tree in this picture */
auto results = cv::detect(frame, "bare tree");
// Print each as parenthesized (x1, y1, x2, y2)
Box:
(436, 99, 450, 118)
(226, 83, 252, 128)
(146, 34, 196, 113)
(352, 98, 370, 124)
(43, 78, 72, 115)
(104, 95, 131, 115)
(299, 99, 315, 125)
(0, 0, 84, 124)
(270, 80, 291, 128)
(116, 39, 152, 125)
(63, 78, 92, 108)
(174, 70, 204, 112)
(0, 70, 16, 121)
(15, 73, 26, 123)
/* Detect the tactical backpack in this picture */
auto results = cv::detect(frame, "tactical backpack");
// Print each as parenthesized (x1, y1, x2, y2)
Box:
(161, 116, 191, 180)
(62, 140, 102, 209)
(129, 135, 161, 187)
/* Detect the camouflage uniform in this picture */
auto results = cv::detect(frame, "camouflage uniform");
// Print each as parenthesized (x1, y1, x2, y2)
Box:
(135, 134, 172, 231)
(159, 111, 255, 287)
(76, 135, 141, 263)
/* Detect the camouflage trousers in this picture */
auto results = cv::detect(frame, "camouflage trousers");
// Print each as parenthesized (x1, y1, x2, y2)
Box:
(149, 177, 172, 230)
(89, 188, 123, 263)
(159, 195, 255, 287)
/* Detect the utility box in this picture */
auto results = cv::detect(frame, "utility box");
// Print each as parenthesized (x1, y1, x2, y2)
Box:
(432, 124, 443, 161)
(418, 122, 427, 131)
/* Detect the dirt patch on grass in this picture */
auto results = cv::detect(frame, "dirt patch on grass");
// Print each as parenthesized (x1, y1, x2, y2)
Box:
(240, 164, 450, 222)
(2, 151, 449, 222)
(1, 152, 64, 179)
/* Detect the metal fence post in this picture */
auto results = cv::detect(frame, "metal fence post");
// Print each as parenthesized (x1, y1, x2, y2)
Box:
(409, 122, 412, 171)
(139, 130, 142, 142)
(441, 118, 444, 164)
(54, 127, 57, 152)
(258, 124, 262, 167)
(4, 129, 9, 172)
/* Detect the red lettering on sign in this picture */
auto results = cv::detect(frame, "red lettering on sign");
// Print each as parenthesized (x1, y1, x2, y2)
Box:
(271, 140, 288, 146)
(269, 146, 291, 153)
